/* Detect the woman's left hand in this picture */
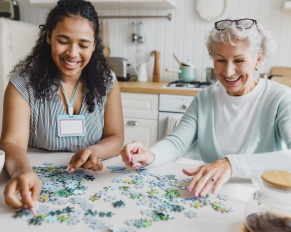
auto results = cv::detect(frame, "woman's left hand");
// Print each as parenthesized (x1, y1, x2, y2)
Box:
(182, 157, 232, 198)
(67, 148, 103, 173)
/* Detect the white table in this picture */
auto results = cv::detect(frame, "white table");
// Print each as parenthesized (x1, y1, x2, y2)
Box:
(0, 148, 254, 232)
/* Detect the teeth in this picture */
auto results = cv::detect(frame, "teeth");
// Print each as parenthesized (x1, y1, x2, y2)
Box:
(64, 60, 78, 66)
(225, 77, 240, 82)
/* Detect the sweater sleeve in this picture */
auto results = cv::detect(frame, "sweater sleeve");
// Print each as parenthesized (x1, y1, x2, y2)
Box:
(227, 82, 291, 178)
(148, 96, 199, 168)
(226, 151, 291, 178)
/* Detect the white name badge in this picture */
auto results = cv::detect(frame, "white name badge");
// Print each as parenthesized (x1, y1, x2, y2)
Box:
(57, 115, 86, 137)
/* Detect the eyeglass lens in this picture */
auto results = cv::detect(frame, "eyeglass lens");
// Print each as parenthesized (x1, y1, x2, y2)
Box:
(216, 19, 255, 30)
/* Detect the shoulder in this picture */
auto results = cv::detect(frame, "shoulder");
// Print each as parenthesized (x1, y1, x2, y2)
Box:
(9, 71, 30, 87)
(195, 82, 218, 100)
(105, 70, 116, 94)
(264, 79, 291, 97)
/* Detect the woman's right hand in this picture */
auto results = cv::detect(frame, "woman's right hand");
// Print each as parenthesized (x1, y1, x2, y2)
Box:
(4, 169, 41, 214)
(120, 141, 155, 168)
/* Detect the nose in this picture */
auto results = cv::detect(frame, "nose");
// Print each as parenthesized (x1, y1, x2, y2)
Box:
(66, 44, 78, 57)
(224, 61, 236, 78)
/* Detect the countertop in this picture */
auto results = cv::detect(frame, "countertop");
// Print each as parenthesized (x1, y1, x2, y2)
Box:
(0, 149, 253, 232)
(118, 81, 200, 96)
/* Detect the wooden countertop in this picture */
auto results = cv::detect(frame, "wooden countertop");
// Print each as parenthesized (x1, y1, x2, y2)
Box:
(118, 81, 200, 96)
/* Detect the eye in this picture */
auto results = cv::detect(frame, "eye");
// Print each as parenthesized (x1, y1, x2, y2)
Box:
(216, 59, 226, 63)
(79, 44, 89, 49)
(235, 59, 244, 63)
(58, 40, 68, 45)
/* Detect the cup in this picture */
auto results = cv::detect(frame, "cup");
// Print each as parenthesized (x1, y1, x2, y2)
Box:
(0, 150, 5, 174)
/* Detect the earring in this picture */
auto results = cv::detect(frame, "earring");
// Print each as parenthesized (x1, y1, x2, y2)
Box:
(255, 68, 258, 71)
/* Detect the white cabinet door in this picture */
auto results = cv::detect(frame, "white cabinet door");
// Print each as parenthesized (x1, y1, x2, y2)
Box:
(124, 117, 158, 147)
(122, 92, 158, 147)
(121, 92, 158, 120)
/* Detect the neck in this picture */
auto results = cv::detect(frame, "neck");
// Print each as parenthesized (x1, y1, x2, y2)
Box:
(58, 73, 81, 85)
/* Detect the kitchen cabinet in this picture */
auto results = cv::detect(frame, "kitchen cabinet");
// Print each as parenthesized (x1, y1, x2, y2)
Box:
(29, 0, 177, 9)
(121, 92, 158, 147)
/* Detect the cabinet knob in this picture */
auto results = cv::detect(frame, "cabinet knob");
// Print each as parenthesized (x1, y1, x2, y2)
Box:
(127, 120, 138, 126)
(182, 104, 189, 110)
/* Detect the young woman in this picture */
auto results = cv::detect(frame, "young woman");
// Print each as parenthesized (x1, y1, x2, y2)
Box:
(0, 0, 124, 212)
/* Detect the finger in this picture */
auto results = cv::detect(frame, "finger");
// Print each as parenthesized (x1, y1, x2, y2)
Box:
(212, 178, 224, 195)
(4, 180, 23, 208)
(31, 179, 42, 203)
(182, 168, 198, 176)
(18, 181, 35, 211)
(120, 150, 132, 167)
(133, 162, 143, 168)
(124, 141, 144, 156)
(87, 158, 103, 172)
(186, 171, 202, 194)
(189, 175, 210, 198)
(199, 177, 216, 197)
(131, 153, 147, 163)
(122, 144, 137, 159)
(81, 155, 97, 170)
(69, 151, 90, 171)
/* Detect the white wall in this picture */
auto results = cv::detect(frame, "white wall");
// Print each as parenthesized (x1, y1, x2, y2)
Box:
(18, 0, 291, 82)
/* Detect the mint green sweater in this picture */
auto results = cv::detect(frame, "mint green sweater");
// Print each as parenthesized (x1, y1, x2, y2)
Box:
(150, 80, 291, 177)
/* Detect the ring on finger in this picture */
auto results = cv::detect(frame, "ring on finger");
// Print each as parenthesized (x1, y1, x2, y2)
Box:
(209, 178, 215, 183)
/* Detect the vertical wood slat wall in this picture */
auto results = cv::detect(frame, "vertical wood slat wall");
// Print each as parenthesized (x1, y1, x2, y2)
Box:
(18, 0, 291, 82)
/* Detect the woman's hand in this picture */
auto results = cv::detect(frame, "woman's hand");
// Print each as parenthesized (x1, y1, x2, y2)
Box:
(68, 148, 103, 173)
(182, 157, 232, 197)
(4, 169, 41, 214)
(120, 141, 155, 169)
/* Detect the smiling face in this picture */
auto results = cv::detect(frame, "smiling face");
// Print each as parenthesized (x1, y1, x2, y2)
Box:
(47, 16, 96, 81)
(213, 39, 263, 96)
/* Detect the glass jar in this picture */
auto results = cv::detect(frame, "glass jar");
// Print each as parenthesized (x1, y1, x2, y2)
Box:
(245, 170, 291, 232)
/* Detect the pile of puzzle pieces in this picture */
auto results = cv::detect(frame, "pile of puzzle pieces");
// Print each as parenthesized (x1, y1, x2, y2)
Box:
(13, 163, 233, 231)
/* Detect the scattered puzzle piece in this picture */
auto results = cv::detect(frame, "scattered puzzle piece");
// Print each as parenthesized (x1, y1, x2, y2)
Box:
(113, 200, 126, 208)
(12, 163, 234, 231)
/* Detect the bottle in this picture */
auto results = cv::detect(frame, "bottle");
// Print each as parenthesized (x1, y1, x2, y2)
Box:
(245, 170, 291, 232)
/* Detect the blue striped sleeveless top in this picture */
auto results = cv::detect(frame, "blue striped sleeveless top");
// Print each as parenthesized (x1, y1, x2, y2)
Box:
(10, 72, 115, 152)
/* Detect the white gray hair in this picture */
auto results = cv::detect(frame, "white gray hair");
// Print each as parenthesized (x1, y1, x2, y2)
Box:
(206, 18, 276, 60)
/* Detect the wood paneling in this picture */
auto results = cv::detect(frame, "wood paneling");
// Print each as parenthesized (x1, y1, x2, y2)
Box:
(18, 0, 291, 82)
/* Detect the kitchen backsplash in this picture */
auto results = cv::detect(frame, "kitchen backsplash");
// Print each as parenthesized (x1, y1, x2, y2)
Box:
(19, 0, 291, 82)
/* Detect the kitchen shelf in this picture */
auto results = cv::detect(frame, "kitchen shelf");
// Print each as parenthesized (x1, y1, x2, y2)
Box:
(29, 0, 177, 9)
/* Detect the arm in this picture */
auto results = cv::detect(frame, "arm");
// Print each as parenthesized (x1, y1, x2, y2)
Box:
(0, 83, 41, 211)
(227, 151, 291, 178)
(227, 88, 291, 178)
(68, 79, 124, 172)
(121, 96, 199, 169)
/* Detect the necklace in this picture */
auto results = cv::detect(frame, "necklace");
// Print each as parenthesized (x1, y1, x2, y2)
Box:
(57, 76, 80, 117)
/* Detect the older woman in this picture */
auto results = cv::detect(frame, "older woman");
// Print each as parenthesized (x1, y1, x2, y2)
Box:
(121, 18, 291, 197)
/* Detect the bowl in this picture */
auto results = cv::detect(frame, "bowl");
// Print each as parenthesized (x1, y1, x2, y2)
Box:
(0, 150, 5, 174)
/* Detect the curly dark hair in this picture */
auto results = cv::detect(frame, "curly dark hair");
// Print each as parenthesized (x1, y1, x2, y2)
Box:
(10, 0, 112, 113)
